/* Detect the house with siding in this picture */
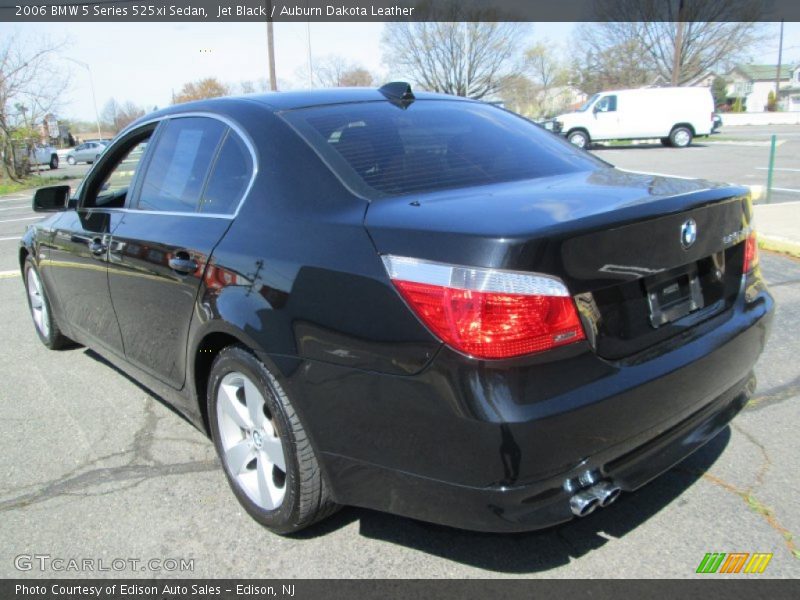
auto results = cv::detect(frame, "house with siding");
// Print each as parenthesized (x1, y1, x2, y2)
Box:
(726, 64, 800, 112)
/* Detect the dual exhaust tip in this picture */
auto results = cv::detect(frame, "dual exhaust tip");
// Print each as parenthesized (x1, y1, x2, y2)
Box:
(569, 481, 622, 517)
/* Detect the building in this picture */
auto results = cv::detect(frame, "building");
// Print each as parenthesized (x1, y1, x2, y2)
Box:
(726, 64, 800, 112)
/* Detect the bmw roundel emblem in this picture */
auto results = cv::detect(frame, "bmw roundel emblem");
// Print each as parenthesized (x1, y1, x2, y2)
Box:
(681, 218, 697, 249)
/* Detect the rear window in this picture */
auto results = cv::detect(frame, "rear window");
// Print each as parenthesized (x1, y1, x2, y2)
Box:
(282, 100, 603, 198)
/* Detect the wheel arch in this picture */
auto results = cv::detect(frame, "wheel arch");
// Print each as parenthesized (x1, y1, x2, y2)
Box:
(671, 122, 696, 136)
(188, 321, 300, 437)
(566, 127, 590, 140)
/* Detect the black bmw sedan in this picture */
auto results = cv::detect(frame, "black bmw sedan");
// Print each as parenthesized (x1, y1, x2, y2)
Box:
(20, 84, 773, 534)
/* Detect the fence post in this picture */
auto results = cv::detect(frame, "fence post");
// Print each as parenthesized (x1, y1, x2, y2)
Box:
(766, 134, 777, 204)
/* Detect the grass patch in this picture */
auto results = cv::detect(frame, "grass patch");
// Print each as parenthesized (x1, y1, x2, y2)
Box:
(0, 174, 71, 195)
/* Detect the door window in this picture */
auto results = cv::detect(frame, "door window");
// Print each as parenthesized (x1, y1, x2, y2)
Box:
(84, 132, 152, 209)
(595, 95, 617, 112)
(199, 130, 253, 214)
(136, 117, 226, 213)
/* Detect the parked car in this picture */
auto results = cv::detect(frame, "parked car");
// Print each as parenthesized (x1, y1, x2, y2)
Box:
(65, 140, 108, 165)
(21, 84, 773, 534)
(28, 143, 59, 169)
(556, 86, 715, 148)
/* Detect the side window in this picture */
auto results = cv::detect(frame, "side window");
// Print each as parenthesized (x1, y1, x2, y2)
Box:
(199, 130, 253, 214)
(596, 95, 617, 112)
(136, 117, 226, 213)
(85, 133, 152, 209)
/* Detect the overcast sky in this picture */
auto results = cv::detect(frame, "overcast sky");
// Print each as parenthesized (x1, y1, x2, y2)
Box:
(2, 21, 799, 122)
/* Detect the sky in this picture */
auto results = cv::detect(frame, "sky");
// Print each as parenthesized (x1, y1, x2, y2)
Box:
(2, 21, 799, 123)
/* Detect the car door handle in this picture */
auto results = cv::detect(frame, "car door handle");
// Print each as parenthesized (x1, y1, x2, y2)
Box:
(89, 239, 107, 255)
(168, 255, 198, 275)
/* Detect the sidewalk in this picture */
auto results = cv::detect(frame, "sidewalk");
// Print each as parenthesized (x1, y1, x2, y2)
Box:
(755, 201, 800, 258)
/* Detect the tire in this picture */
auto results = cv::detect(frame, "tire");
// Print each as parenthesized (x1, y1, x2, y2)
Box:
(660, 137, 671, 147)
(669, 126, 693, 148)
(49, 155, 59, 170)
(567, 130, 590, 149)
(23, 257, 72, 350)
(67, 155, 76, 165)
(208, 345, 338, 534)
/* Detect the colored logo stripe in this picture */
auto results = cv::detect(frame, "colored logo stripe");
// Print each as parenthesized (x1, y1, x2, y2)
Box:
(744, 553, 773, 574)
(696, 552, 773, 574)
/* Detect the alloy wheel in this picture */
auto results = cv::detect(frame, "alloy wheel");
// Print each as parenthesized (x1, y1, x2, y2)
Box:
(26, 267, 50, 338)
(216, 371, 287, 510)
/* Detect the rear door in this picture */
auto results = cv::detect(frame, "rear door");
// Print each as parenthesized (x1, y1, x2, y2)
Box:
(107, 115, 255, 388)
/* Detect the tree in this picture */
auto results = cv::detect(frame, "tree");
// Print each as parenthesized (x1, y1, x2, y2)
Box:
(307, 56, 376, 88)
(499, 74, 538, 117)
(711, 76, 729, 108)
(239, 79, 268, 94)
(518, 42, 572, 116)
(101, 98, 146, 133)
(381, 2, 528, 99)
(586, 1, 764, 86)
(0, 33, 68, 180)
(339, 68, 375, 87)
(570, 34, 653, 95)
(173, 78, 231, 104)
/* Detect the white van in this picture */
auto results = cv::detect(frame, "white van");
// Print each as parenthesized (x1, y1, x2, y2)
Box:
(555, 87, 714, 149)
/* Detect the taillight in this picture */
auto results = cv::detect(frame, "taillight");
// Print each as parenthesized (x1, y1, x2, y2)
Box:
(382, 255, 585, 359)
(743, 230, 759, 273)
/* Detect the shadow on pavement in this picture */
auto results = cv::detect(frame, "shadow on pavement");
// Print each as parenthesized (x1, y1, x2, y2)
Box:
(83, 346, 730, 574)
(296, 427, 730, 574)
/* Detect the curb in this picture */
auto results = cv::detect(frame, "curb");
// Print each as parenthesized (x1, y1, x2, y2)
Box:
(759, 235, 800, 259)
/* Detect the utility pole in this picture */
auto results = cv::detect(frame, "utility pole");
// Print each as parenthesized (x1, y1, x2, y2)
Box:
(266, 0, 277, 91)
(671, 0, 686, 86)
(307, 22, 313, 87)
(775, 20, 785, 105)
(65, 57, 102, 140)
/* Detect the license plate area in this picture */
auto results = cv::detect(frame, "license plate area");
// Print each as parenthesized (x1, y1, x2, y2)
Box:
(645, 264, 704, 328)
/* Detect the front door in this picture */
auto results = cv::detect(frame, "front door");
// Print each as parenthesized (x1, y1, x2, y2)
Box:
(45, 127, 155, 353)
(590, 94, 620, 140)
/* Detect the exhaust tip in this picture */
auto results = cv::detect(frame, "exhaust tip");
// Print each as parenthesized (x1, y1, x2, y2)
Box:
(569, 491, 600, 517)
(591, 481, 622, 507)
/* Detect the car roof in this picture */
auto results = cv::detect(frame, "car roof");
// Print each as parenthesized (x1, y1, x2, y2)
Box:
(122, 86, 475, 137)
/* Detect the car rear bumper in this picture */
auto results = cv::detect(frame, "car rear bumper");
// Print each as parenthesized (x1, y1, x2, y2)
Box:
(293, 286, 773, 532)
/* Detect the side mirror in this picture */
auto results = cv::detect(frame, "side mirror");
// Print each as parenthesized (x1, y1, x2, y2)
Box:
(33, 186, 71, 212)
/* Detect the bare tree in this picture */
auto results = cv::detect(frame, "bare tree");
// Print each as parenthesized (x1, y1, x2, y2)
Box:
(308, 56, 376, 88)
(570, 33, 653, 94)
(173, 78, 231, 104)
(382, 2, 528, 99)
(0, 33, 68, 179)
(101, 98, 146, 133)
(587, 0, 765, 86)
(239, 79, 269, 94)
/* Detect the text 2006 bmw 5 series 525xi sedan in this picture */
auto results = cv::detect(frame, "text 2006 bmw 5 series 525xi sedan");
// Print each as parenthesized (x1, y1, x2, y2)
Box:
(20, 83, 773, 534)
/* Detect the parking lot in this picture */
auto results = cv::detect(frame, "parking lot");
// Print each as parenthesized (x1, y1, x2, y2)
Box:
(0, 126, 798, 578)
(592, 125, 800, 204)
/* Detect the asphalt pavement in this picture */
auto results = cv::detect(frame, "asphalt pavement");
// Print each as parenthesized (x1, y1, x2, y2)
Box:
(0, 132, 798, 578)
(592, 125, 800, 205)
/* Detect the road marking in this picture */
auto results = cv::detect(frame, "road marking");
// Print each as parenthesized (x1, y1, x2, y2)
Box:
(0, 204, 32, 211)
(770, 187, 800, 194)
(0, 216, 40, 223)
(0, 236, 21, 241)
(0, 270, 20, 279)
(755, 167, 800, 172)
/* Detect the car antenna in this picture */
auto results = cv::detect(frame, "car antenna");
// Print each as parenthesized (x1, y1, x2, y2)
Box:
(379, 82, 415, 108)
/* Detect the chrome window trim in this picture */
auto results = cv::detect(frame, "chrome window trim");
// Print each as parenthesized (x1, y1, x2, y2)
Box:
(109, 111, 259, 219)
